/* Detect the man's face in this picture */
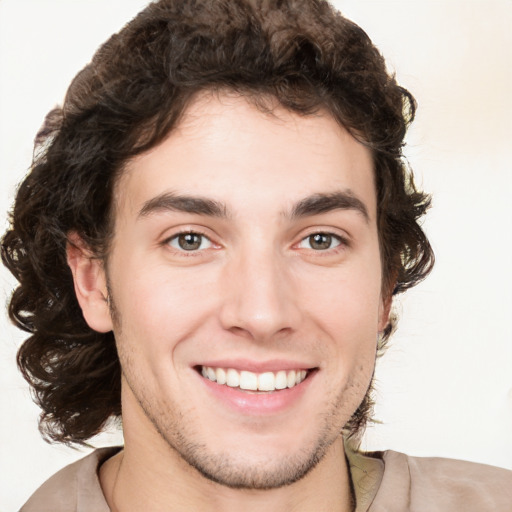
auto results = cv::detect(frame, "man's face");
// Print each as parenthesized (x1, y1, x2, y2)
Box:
(95, 93, 389, 488)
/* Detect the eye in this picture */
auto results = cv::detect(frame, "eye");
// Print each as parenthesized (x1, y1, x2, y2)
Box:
(298, 233, 342, 251)
(168, 232, 213, 251)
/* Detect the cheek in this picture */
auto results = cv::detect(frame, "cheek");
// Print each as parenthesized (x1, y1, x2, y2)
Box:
(110, 259, 219, 352)
(298, 264, 382, 370)
(302, 269, 383, 332)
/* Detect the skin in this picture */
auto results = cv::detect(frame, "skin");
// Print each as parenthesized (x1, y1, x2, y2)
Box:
(67, 92, 391, 511)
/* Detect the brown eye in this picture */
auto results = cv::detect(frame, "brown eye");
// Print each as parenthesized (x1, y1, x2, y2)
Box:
(169, 233, 212, 251)
(179, 233, 201, 250)
(309, 233, 332, 250)
(298, 233, 342, 251)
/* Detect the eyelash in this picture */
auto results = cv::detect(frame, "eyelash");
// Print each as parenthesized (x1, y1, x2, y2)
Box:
(297, 232, 347, 251)
(163, 230, 348, 255)
(163, 230, 217, 255)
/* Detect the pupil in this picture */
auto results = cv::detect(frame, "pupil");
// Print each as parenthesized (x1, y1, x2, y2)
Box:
(310, 233, 331, 250)
(179, 233, 201, 250)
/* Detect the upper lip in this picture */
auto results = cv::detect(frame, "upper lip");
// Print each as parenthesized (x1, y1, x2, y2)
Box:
(193, 359, 315, 373)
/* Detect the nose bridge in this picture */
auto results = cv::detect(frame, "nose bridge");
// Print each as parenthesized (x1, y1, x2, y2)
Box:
(219, 239, 299, 339)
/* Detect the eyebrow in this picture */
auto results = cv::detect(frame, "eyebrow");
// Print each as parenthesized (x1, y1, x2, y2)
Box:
(289, 191, 370, 222)
(138, 192, 229, 219)
(137, 190, 369, 222)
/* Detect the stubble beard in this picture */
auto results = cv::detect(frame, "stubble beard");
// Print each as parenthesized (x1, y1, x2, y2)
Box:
(162, 413, 338, 490)
(109, 285, 374, 491)
(122, 367, 374, 491)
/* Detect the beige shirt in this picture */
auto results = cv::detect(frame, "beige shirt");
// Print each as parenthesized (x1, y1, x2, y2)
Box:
(20, 446, 512, 511)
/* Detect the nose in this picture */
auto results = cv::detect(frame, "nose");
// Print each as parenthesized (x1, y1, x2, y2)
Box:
(218, 245, 302, 341)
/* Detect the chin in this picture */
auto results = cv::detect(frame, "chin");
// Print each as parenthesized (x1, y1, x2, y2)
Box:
(170, 431, 338, 490)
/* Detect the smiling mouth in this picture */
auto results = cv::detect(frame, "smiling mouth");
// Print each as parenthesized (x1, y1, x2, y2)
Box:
(197, 366, 313, 392)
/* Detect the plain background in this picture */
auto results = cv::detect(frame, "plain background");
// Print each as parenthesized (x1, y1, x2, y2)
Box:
(1, 0, 511, 509)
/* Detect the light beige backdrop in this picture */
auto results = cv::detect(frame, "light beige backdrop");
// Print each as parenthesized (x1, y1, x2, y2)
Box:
(1, 1, 511, 510)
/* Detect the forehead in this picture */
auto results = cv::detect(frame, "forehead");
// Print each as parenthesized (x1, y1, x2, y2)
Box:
(115, 92, 376, 222)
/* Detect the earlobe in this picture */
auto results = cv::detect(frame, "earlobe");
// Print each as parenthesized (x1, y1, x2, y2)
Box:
(378, 293, 393, 333)
(66, 232, 113, 333)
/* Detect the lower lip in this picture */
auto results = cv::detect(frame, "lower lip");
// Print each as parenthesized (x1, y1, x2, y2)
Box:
(197, 370, 315, 415)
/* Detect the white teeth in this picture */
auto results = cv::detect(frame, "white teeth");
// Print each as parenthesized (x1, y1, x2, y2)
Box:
(275, 370, 288, 390)
(216, 367, 226, 385)
(240, 371, 258, 391)
(200, 366, 308, 391)
(258, 372, 275, 391)
(287, 370, 296, 388)
(226, 368, 240, 387)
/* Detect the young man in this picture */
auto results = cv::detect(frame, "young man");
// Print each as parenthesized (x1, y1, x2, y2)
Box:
(2, 0, 510, 510)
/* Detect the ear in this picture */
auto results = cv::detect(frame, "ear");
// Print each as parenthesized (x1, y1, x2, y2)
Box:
(66, 232, 113, 333)
(378, 292, 393, 334)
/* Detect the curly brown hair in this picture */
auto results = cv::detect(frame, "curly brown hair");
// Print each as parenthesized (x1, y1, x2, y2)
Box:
(1, 0, 433, 445)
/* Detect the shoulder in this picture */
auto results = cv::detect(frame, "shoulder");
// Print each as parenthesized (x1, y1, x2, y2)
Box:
(20, 447, 121, 512)
(374, 450, 512, 511)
